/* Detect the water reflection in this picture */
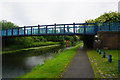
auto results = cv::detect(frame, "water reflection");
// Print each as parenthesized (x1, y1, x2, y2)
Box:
(2, 45, 64, 78)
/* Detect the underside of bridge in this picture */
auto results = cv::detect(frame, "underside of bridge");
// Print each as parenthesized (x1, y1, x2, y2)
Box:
(80, 35, 95, 49)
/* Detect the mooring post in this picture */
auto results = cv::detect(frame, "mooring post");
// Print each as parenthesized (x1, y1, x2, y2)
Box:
(102, 52, 105, 58)
(99, 50, 101, 54)
(118, 60, 120, 71)
(96, 48, 99, 52)
(108, 54, 112, 63)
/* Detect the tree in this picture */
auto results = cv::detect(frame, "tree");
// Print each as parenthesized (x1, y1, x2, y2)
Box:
(1, 20, 18, 29)
(82, 12, 120, 48)
(95, 12, 120, 23)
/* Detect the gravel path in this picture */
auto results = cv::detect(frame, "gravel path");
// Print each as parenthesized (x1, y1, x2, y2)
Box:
(62, 45, 94, 78)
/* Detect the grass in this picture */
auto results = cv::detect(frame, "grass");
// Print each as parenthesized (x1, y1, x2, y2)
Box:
(20, 43, 83, 78)
(1, 44, 60, 54)
(3, 42, 59, 51)
(2, 42, 60, 54)
(87, 49, 120, 78)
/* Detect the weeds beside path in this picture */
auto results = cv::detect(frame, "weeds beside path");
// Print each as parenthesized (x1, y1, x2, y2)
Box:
(20, 43, 83, 78)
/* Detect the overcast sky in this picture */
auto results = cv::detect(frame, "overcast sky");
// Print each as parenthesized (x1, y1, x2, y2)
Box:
(0, 0, 119, 27)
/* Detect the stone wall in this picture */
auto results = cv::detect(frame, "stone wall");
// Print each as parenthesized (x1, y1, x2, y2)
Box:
(94, 31, 120, 50)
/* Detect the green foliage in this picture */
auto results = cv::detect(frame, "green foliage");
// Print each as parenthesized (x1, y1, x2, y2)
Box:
(95, 12, 120, 23)
(85, 12, 120, 23)
(20, 43, 83, 78)
(0, 20, 18, 29)
(2, 43, 59, 54)
(85, 19, 95, 23)
(83, 12, 120, 49)
(1, 20, 80, 48)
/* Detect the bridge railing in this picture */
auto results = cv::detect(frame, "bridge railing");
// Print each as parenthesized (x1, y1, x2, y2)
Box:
(97, 22, 120, 31)
(1, 23, 97, 37)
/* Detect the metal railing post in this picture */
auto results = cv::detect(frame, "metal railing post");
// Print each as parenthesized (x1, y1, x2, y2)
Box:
(38, 25, 40, 35)
(6, 29, 8, 36)
(31, 27, 32, 35)
(12, 28, 13, 36)
(24, 26, 26, 35)
(54, 23, 56, 34)
(84, 23, 86, 35)
(64, 24, 65, 33)
(95, 22, 98, 34)
(18, 28, 19, 36)
(46, 25, 47, 34)
(109, 22, 110, 31)
(73, 23, 75, 34)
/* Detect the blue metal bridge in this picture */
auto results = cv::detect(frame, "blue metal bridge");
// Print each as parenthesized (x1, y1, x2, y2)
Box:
(1, 22, 120, 37)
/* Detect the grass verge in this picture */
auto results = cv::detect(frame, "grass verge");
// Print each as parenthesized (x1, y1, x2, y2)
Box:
(20, 43, 83, 78)
(3, 42, 59, 51)
(87, 49, 120, 78)
(1, 44, 60, 54)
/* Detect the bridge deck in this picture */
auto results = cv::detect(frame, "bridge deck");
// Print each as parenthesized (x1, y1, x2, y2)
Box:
(1, 22, 120, 37)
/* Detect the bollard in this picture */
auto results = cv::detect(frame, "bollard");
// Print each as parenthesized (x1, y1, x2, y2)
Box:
(99, 50, 101, 54)
(118, 60, 120, 72)
(108, 54, 112, 63)
(102, 52, 105, 58)
(96, 48, 99, 52)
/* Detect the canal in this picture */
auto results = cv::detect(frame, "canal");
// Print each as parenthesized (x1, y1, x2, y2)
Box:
(2, 45, 73, 78)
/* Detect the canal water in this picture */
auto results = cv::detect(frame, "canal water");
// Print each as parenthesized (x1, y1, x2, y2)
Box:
(2, 45, 73, 78)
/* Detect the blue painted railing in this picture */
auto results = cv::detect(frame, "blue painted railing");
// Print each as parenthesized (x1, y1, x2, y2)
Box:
(0, 22, 120, 37)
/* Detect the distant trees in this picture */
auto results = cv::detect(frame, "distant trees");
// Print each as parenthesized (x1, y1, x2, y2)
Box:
(83, 12, 120, 48)
(85, 12, 120, 23)
(0, 20, 19, 29)
(1, 20, 80, 48)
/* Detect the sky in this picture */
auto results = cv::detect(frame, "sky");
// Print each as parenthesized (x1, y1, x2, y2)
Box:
(0, 0, 119, 27)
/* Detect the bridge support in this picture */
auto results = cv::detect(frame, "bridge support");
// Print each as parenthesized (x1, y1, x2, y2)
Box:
(96, 31, 120, 50)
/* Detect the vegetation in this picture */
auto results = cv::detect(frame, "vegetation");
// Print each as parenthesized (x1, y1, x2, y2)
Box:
(3, 41, 59, 50)
(1, 20, 80, 50)
(87, 49, 120, 78)
(20, 43, 83, 78)
(0, 20, 19, 29)
(2, 44, 60, 54)
(82, 12, 120, 48)
(85, 12, 120, 23)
